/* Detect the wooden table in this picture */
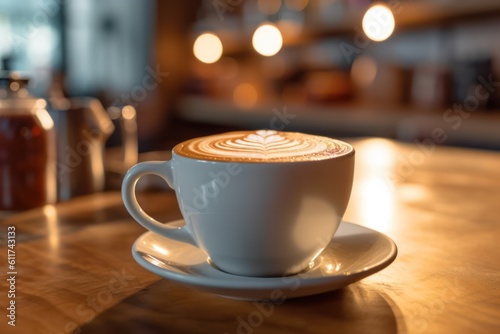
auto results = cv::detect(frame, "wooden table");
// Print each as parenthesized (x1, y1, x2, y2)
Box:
(1, 138, 500, 334)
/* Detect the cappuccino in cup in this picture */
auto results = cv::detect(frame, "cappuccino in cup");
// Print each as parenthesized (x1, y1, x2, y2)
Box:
(122, 130, 354, 277)
(174, 130, 352, 162)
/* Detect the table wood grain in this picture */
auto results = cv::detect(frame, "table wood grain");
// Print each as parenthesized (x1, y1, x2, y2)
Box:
(1, 138, 500, 334)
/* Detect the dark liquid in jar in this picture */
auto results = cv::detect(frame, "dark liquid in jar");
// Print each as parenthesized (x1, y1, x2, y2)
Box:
(0, 114, 50, 210)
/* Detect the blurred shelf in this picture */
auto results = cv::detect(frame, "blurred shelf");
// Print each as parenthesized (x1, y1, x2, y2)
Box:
(304, 0, 500, 40)
(194, 0, 500, 57)
(178, 96, 500, 150)
(179, 96, 403, 136)
(393, 0, 500, 28)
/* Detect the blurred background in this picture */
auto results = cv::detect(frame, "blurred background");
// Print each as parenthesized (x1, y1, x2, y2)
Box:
(1, 0, 500, 151)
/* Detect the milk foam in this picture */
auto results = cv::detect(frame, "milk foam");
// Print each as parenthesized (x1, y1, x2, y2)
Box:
(173, 130, 352, 162)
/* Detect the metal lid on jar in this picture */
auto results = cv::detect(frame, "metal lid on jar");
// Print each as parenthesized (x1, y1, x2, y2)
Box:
(0, 71, 30, 91)
(0, 72, 38, 110)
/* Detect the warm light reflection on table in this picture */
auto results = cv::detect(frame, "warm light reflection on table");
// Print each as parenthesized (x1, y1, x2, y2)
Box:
(43, 205, 59, 251)
(359, 178, 394, 233)
(346, 138, 399, 233)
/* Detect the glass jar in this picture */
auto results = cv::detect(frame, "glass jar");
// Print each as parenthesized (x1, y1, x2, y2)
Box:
(0, 73, 57, 211)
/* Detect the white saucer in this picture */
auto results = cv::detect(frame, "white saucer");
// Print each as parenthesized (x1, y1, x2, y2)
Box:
(132, 220, 397, 300)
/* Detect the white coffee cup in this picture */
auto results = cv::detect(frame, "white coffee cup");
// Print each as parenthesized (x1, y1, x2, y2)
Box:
(122, 130, 354, 277)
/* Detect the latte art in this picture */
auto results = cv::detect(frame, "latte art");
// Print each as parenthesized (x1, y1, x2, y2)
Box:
(174, 130, 353, 162)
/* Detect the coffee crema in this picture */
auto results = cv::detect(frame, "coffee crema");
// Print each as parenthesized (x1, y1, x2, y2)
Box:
(173, 130, 353, 162)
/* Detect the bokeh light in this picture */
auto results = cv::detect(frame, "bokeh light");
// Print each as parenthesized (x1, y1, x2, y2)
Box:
(285, 0, 309, 11)
(351, 55, 378, 87)
(193, 33, 223, 64)
(233, 83, 258, 108)
(278, 19, 302, 39)
(252, 24, 283, 57)
(362, 4, 395, 42)
(257, 0, 282, 15)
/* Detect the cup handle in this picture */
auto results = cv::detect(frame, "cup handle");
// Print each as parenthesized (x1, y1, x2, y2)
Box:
(121, 161, 197, 247)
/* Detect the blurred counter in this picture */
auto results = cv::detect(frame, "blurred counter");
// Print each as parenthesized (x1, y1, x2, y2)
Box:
(178, 95, 500, 150)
